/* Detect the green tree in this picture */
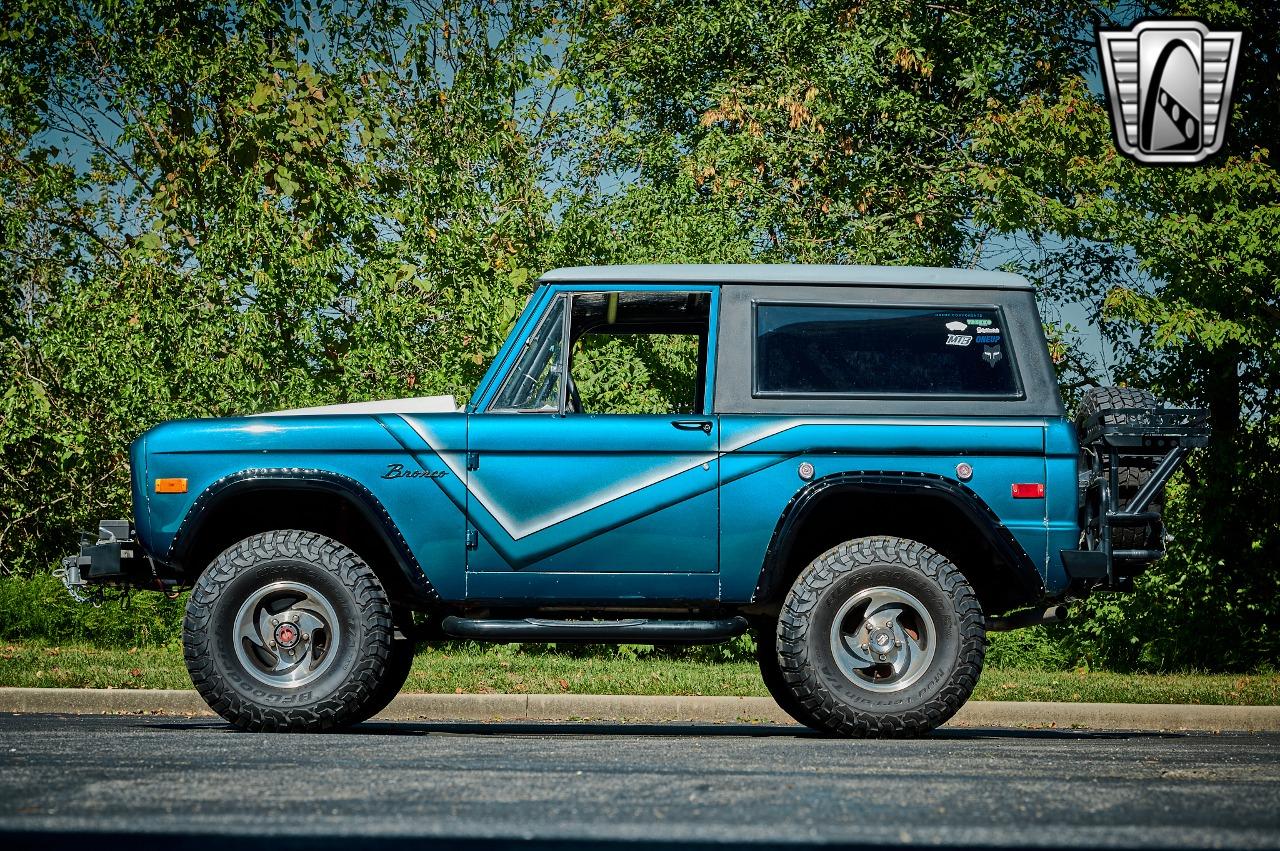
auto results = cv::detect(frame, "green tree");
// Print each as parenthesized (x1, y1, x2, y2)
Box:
(968, 1, 1280, 668)
(0, 0, 572, 573)
(3, 0, 1276, 672)
(562, 0, 1096, 266)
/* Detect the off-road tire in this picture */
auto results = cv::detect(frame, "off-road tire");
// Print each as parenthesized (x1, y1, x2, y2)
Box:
(350, 631, 416, 724)
(1075, 386, 1159, 429)
(752, 618, 821, 727)
(183, 530, 395, 732)
(777, 536, 984, 737)
(1076, 386, 1163, 548)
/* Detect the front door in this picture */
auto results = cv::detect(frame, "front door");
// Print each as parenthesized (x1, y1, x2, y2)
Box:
(464, 287, 720, 602)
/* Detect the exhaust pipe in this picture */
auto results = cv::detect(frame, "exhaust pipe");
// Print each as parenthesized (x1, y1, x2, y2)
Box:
(986, 605, 1069, 632)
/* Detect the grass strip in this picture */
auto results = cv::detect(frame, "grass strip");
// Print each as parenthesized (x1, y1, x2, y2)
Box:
(1, 641, 1276, 705)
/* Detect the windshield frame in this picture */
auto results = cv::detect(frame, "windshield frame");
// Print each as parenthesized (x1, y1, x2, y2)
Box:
(486, 294, 570, 414)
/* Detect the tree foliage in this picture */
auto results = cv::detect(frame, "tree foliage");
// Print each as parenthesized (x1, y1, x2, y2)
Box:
(967, 0, 1279, 669)
(567, 0, 1096, 265)
(2, 0, 1276, 669)
(2, 0, 567, 565)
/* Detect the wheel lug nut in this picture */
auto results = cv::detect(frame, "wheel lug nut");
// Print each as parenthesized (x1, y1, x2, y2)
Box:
(287, 649, 295, 657)
(861, 643, 869, 651)
(879, 654, 888, 661)
(302, 633, 310, 642)
(271, 618, 279, 626)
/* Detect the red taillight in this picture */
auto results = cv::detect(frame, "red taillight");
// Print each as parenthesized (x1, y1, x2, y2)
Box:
(1012, 482, 1045, 499)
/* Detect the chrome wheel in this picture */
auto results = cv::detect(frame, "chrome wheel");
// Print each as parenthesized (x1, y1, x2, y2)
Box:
(829, 586, 936, 693)
(232, 581, 341, 689)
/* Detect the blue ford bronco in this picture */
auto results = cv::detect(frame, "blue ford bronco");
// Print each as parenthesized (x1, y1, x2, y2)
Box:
(62, 265, 1208, 735)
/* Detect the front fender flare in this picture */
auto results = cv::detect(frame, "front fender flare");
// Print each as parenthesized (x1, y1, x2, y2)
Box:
(167, 468, 437, 602)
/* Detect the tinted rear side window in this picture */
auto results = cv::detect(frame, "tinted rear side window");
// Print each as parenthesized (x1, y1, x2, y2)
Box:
(755, 304, 1020, 397)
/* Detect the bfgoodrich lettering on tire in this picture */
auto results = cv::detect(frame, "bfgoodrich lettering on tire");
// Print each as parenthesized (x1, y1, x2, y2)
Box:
(183, 529, 394, 732)
(776, 536, 984, 737)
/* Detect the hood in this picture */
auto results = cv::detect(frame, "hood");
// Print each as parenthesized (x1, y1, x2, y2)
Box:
(250, 395, 462, 417)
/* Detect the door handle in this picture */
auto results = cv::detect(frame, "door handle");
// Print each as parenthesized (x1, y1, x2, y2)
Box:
(672, 420, 713, 434)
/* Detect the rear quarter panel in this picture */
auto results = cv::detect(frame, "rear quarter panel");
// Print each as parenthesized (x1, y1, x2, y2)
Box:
(718, 415, 1054, 602)
(1044, 418, 1080, 595)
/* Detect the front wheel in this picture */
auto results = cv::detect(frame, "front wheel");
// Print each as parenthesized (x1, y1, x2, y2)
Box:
(350, 628, 416, 724)
(183, 530, 397, 732)
(774, 536, 984, 737)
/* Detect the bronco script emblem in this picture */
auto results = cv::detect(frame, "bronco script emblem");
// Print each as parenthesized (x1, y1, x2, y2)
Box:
(381, 463, 447, 480)
(1098, 19, 1242, 165)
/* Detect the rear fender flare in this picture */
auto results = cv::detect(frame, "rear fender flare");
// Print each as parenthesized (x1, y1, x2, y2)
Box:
(753, 471, 1044, 605)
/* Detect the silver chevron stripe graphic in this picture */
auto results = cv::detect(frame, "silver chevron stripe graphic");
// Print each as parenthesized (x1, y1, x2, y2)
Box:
(406, 418, 726, 540)
(402, 416, 1036, 542)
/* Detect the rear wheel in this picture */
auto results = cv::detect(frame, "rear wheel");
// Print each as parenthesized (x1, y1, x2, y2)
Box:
(753, 618, 819, 727)
(774, 536, 984, 737)
(183, 530, 396, 732)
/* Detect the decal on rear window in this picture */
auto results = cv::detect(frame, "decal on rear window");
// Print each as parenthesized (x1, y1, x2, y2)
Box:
(755, 304, 1020, 397)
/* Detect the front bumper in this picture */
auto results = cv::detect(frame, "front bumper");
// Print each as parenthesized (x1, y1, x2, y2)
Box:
(57, 520, 160, 599)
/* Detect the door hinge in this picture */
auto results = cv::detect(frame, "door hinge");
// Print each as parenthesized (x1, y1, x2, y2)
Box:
(465, 528, 479, 550)
(465, 451, 480, 471)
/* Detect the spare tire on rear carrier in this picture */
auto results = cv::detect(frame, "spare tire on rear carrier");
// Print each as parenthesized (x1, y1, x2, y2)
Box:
(1066, 385, 1209, 591)
(1075, 387, 1165, 553)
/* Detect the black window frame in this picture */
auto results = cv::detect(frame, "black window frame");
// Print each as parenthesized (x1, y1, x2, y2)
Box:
(487, 289, 716, 416)
(568, 291, 713, 416)
(487, 293, 571, 414)
(750, 299, 1026, 402)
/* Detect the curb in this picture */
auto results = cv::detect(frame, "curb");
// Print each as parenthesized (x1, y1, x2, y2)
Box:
(2, 688, 1278, 731)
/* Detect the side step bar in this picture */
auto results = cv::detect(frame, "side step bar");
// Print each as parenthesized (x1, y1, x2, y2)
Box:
(441, 615, 749, 644)
(987, 605, 1069, 632)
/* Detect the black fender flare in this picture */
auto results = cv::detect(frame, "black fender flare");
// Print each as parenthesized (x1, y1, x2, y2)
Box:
(753, 471, 1044, 605)
(167, 468, 438, 602)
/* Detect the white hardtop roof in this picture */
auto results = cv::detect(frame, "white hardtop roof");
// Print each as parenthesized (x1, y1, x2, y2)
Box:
(539, 263, 1032, 291)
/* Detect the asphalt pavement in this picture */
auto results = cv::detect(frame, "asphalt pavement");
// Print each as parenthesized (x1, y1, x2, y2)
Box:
(0, 713, 1277, 850)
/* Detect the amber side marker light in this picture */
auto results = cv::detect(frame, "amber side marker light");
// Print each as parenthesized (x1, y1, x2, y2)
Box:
(1011, 482, 1045, 499)
(155, 477, 188, 494)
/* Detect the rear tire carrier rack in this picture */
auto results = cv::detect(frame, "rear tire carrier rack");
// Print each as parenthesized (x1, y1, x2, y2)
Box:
(1064, 406, 1210, 589)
